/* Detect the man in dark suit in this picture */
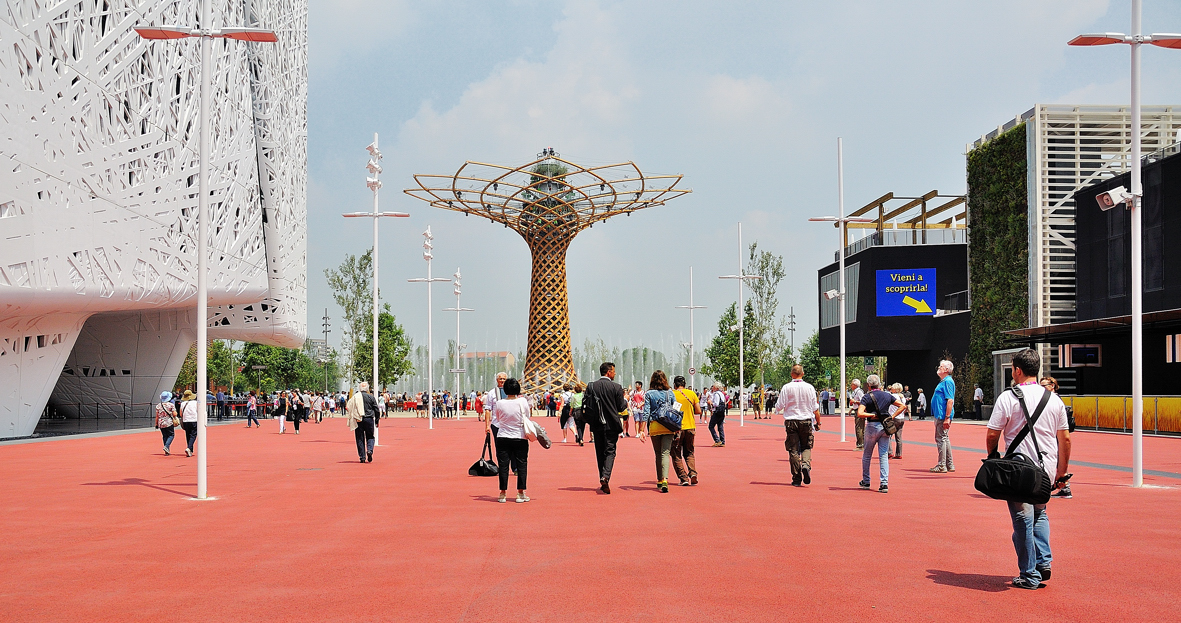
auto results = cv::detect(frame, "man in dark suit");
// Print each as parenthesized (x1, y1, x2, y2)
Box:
(585, 362, 627, 494)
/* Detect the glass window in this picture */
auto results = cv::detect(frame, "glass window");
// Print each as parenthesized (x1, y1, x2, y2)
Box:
(820, 262, 859, 329)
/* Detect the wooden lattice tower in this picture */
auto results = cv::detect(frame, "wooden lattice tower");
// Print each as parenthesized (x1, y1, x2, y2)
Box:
(406, 149, 690, 393)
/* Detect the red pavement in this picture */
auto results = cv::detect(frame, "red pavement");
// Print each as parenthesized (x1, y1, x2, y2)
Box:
(1, 415, 1178, 622)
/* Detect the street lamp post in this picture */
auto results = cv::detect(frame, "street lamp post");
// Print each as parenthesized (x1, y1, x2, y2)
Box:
(809, 137, 873, 443)
(719, 223, 762, 428)
(135, 6, 277, 501)
(675, 267, 706, 390)
(443, 269, 474, 419)
(408, 227, 451, 429)
(343, 133, 410, 446)
(1069, 6, 1181, 487)
(321, 309, 331, 393)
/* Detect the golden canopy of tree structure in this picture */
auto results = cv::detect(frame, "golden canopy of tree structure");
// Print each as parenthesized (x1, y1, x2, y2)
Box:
(406, 149, 690, 393)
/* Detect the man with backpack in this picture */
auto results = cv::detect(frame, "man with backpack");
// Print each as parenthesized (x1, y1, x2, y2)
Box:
(985, 349, 1071, 590)
(856, 375, 905, 493)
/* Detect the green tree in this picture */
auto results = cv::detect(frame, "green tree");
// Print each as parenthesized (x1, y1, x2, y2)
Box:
(352, 303, 414, 389)
(325, 250, 373, 383)
(796, 331, 871, 396)
(746, 241, 787, 390)
(702, 301, 759, 388)
(174, 343, 197, 393)
(207, 339, 241, 392)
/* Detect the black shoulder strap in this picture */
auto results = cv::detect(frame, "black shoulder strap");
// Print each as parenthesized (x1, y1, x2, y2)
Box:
(1004, 386, 1053, 464)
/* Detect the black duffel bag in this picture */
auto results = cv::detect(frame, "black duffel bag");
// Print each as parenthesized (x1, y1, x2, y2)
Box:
(468, 433, 499, 477)
(974, 386, 1054, 505)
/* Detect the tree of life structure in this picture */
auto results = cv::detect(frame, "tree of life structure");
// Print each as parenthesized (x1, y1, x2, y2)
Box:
(406, 149, 690, 393)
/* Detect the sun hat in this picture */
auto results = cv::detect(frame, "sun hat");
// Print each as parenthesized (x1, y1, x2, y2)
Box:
(160, 391, 172, 402)
(181, 390, 196, 401)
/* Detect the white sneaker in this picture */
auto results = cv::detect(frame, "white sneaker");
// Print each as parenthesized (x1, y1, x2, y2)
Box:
(515, 495, 530, 503)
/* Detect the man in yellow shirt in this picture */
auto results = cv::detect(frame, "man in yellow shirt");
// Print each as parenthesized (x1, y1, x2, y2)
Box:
(670, 375, 701, 486)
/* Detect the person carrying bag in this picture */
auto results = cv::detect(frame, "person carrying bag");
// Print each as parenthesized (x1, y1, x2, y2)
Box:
(974, 386, 1053, 505)
(469, 432, 499, 477)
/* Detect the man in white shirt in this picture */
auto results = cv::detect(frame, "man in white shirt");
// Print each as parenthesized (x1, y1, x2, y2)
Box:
(985, 348, 1071, 590)
(974, 384, 985, 420)
(848, 379, 865, 449)
(774, 365, 820, 487)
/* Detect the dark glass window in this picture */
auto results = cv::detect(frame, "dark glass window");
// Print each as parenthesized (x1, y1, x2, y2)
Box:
(1145, 223, 1163, 292)
(1109, 236, 1125, 298)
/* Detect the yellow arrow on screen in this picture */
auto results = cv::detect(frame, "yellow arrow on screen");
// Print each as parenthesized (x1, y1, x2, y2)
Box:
(902, 296, 932, 313)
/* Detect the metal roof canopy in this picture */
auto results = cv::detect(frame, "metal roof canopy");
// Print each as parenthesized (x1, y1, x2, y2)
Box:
(1003, 307, 1181, 343)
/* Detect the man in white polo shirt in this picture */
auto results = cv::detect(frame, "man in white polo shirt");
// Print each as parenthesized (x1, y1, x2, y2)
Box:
(775, 364, 820, 487)
(986, 348, 1071, 590)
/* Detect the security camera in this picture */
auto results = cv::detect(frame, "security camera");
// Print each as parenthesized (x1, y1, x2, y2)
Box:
(1096, 185, 1128, 211)
(823, 289, 840, 300)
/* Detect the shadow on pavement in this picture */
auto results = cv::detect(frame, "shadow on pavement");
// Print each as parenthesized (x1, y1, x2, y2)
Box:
(926, 569, 1012, 592)
(81, 478, 194, 498)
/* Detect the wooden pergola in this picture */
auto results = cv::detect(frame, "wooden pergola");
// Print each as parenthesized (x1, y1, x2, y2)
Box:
(842, 190, 967, 247)
(405, 149, 690, 393)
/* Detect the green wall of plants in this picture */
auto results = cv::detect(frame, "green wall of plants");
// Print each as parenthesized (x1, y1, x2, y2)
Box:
(966, 124, 1030, 403)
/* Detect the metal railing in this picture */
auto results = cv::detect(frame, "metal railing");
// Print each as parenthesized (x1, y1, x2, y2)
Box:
(835, 228, 968, 261)
(942, 290, 969, 312)
(1061, 395, 1181, 435)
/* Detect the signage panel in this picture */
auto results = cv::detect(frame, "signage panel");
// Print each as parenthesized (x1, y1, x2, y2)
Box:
(876, 268, 936, 317)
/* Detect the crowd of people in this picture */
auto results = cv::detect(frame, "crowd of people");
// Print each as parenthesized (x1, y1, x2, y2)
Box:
(154, 348, 1073, 591)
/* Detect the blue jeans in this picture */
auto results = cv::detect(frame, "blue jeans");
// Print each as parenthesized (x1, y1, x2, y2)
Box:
(1007, 501, 1051, 582)
(861, 421, 890, 486)
(246, 410, 260, 427)
(160, 426, 175, 451)
(708, 409, 726, 444)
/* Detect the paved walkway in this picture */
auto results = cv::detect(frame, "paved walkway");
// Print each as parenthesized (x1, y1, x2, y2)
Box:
(1, 416, 1177, 621)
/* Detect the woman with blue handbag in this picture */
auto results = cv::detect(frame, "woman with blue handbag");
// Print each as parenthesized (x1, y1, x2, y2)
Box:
(639, 370, 681, 493)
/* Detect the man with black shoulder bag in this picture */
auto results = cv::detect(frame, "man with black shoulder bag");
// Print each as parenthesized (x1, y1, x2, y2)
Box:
(585, 362, 627, 494)
(856, 375, 905, 493)
(982, 348, 1071, 590)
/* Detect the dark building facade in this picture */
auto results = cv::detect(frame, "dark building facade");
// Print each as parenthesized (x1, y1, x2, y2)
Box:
(1008, 149, 1181, 394)
(818, 242, 970, 402)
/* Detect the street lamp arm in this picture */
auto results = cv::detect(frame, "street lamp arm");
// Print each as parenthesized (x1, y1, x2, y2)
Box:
(218, 27, 279, 42)
(341, 212, 411, 218)
(408, 277, 451, 283)
(1068, 32, 1131, 45)
(1148, 34, 1181, 49)
(135, 26, 195, 39)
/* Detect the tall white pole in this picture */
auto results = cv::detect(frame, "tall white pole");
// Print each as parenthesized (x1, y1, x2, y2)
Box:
(428, 255, 434, 429)
(1130, 0, 1144, 487)
(838, 137, 847, 444)
(690, 267, 695, 379)
(372, 133, 380, 398)
(371, 133, 381, 447)
(738, 223, 745, 428)
(195, 0, 211, 500)
(456, 288, 461, 415)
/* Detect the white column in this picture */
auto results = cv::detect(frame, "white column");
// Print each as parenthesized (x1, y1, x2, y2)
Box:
(195, 0, 212, 500)
(738, 223, 745, 428)
(1129, 0, 1143, 487)
(838, 137, 847, 444)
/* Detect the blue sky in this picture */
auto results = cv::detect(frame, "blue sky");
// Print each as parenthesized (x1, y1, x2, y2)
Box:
(304, 0, 1181, 360)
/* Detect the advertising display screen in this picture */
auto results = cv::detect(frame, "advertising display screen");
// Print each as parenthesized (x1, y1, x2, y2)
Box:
(876, 268, 936, 317)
